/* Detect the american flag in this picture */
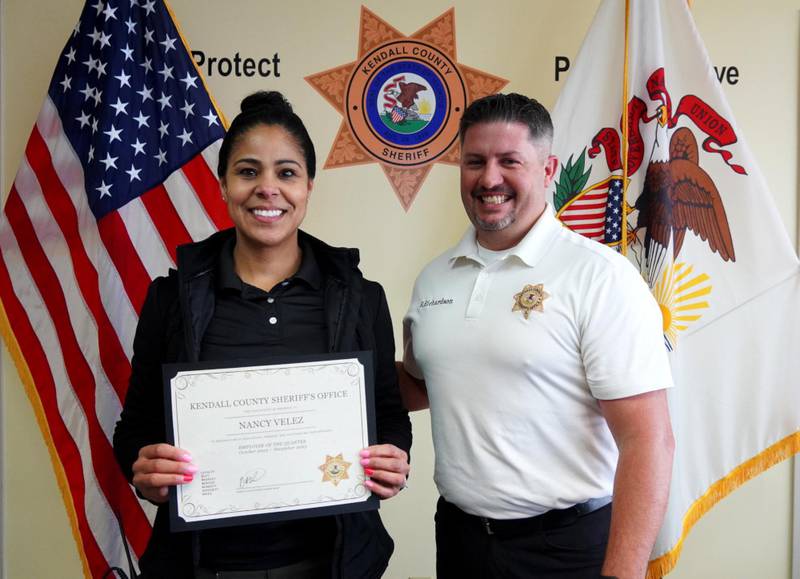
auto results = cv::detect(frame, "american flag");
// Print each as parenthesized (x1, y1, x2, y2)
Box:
(0, 0, 229, 576)
(556, 176, 624, 246)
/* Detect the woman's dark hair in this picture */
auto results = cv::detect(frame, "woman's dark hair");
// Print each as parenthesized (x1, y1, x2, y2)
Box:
(217, 91, 316, 179)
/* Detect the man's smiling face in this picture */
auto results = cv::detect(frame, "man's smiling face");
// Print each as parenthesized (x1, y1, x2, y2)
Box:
(460, 121, 557, 250)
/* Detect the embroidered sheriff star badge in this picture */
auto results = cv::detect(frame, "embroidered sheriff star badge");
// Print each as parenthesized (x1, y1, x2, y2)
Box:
(319, 453, 351, 486)
(513, 284, 550, 319)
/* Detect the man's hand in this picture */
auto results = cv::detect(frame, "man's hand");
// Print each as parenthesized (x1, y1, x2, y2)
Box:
(598, 389, 674, 579)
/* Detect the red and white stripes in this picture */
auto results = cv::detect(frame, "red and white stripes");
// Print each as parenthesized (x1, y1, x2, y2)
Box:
(0, 94, 229, 576)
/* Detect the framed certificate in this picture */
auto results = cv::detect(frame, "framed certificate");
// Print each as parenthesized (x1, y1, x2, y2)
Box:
(162, 351, 377, 531)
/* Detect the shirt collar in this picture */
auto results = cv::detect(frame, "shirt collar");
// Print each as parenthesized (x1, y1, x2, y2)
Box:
(217, 236, 242, 292)
(217, 236, 323, 292)
(450, 204, 561, 268)
(294, 236, 323, 290)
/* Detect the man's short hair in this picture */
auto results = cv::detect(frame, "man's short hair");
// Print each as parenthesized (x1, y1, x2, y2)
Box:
(459, 93, 553, 148)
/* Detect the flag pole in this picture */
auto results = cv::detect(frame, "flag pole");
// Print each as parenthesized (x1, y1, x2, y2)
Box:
(620, 0, 631, 255)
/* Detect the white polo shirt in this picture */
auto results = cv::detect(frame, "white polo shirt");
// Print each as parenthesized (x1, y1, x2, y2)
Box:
(403, 206, 672, 519)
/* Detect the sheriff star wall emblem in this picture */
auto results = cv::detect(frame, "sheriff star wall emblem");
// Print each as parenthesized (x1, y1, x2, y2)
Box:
(513, 284, 549, 319)
(319, 453, 351, 486)
(306, 7, 508, 210)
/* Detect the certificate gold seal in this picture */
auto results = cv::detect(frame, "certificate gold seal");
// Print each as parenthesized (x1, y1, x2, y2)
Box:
(513, 284, 550, 319)
(319, 453, 352, 487)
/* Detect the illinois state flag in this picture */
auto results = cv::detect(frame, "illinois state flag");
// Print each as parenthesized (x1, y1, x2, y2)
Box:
(0, 0, 228, 576)
(549, 0, 800, 576)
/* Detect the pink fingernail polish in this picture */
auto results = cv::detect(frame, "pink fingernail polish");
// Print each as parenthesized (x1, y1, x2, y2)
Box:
(364, 480, 374, 488)
(184, 464, 199, 474)
(364, 468, 375, 476)
(360, 458, 369, 466)
(180, 453, 193, 462)
(183, 474, 194, 482)
(360, 449, 370, 458)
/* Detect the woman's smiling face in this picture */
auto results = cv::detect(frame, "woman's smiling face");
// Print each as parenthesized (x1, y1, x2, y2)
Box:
(221, 124, 313, 253)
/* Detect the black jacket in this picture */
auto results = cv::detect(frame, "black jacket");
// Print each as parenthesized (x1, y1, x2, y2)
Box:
(113, 229, 412, 578)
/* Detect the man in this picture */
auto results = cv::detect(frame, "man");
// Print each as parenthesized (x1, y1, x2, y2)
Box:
(400, 93, 674, 579)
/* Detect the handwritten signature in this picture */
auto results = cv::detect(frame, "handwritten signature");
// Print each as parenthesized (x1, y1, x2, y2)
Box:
(239, 468, 266, 489)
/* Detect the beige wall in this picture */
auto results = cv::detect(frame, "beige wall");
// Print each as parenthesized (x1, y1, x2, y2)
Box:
(1, 1, 797, 577)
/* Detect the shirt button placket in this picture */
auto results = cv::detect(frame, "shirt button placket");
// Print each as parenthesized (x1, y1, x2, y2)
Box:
(466, 268, 489, 319)
(266, 294, 278, 327)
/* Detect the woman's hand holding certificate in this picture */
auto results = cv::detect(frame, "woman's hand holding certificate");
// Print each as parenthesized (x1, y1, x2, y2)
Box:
(132, 443, 197, 504)
(361, 444, 409, 498)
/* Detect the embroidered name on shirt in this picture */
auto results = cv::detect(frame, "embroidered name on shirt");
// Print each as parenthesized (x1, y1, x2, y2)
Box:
(419, 298, 454, 308)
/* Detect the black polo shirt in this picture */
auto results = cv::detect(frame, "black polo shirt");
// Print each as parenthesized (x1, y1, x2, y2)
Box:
(200, 237, 328, 360)
(198, 237, 335, 570)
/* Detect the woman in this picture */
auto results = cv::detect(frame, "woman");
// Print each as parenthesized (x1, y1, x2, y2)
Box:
(113, 91, 412, 579)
